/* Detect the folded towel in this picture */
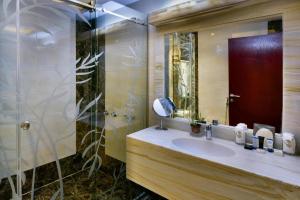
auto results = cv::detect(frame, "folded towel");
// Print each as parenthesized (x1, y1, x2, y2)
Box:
(283, 132, 296, 154)
(237, 123, 247, 129)
(235, 123, 248, 144)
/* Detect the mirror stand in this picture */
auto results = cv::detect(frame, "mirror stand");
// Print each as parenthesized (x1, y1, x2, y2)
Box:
(155, 118, 168, 130)
(153, 97, 176, 131)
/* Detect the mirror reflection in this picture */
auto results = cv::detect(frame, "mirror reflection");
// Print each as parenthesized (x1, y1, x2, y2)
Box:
(165, 19, 283, 132)
(153, 97, 176, 117)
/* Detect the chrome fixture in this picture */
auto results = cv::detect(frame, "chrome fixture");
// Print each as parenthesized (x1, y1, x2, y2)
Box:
(111, 112, 117, 117)
(65, 0, 147, 25)
(212, 120, 219, 126)
(64, 0, 94, 9)
(205, 124, 212, 140)
(104, 111, 135, 120)
(229, 93, 241, 103)
(230, 94, 241, 98)
(103, 111, 118, 118)
(20, 121, 30, 130)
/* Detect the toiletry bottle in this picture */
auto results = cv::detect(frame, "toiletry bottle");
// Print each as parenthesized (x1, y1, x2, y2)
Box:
(205, 125, 212, 140)
(274, 133, 283, 150)
(235, 123, 247, 145)
(267, 138, 274, 152)
(252, 136, 258, 149)
(258, 136, 265, 149)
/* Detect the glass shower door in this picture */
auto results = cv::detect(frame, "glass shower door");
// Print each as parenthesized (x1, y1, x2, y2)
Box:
(0, 1, 19, 199)
(16, 1, 101, 199)
(98, 6, 148, 162)
(1, 0, 149, 199)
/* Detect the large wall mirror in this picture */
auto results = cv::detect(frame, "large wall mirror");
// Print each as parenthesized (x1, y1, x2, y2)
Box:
(165, 19, 283, 132)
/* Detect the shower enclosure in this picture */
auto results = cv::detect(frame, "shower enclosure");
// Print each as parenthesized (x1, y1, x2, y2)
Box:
(0, 0, 148, 199)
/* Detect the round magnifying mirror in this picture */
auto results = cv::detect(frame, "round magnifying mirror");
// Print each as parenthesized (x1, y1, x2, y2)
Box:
(153, 98, 176, 130)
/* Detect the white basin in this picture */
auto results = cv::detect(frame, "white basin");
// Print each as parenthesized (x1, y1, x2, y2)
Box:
(172, 138, 235, 157)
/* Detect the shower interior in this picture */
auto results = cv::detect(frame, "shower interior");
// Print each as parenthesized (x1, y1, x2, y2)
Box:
(0, 0, 149, 199)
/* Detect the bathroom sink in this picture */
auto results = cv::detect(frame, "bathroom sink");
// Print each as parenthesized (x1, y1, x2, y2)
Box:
(172, 138, 235, 157)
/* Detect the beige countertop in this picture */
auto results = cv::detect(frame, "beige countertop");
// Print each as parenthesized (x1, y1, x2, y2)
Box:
(128, 127, 300, 187)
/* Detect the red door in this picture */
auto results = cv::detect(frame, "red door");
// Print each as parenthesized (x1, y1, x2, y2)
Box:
(228, 33, 282, 132)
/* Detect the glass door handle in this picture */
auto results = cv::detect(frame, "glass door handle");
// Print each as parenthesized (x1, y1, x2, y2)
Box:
(20, 121, 30, 130)
(111, 112, 117, 117)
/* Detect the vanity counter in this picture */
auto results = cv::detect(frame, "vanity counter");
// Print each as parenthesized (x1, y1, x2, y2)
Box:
(128, 127, 300, 187)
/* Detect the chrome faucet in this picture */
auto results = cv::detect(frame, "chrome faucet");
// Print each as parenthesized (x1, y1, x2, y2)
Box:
(205, 124, 212, 140)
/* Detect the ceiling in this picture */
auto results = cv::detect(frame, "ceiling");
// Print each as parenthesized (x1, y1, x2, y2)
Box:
(96, 0, 139, 5)
(79, 0, 139, 6)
